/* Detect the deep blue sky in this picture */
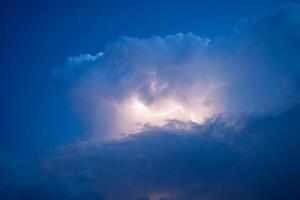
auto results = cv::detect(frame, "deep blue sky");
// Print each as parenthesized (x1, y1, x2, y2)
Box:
(2, 1, 300, 200)
(0, 0, 295, 157)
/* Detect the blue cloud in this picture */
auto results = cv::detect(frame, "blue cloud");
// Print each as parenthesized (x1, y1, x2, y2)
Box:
(2, 97, 300, 199)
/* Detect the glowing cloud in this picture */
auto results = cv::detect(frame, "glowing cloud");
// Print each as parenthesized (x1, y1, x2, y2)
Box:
(126, 98, 203, 126)
(56, 24, 297, 139)
(56, 33, 225, 138)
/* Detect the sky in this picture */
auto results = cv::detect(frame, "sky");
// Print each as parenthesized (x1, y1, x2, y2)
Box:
(1, 0, 300, 199)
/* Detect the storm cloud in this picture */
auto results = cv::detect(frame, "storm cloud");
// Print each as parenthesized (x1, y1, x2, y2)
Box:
(54, 5, 300, 140)
(2, 4, 300, 200)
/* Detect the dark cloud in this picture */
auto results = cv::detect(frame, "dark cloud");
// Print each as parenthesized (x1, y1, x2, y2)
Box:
(2, 99, 300, 200)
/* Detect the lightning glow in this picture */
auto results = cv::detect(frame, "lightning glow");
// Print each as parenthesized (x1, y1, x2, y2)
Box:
(126, 99, 204, 126)
(94, 81, 222, 138)
(127, 103, 185, 117)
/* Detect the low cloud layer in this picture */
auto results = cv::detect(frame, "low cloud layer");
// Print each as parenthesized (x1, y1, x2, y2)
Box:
(2, 99, 300, 200)
(2, 4, 300, 200)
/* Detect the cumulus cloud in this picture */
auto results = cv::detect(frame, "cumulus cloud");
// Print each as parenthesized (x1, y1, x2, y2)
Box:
(55, 33, 225, 139)
(54, 5, 300, 140)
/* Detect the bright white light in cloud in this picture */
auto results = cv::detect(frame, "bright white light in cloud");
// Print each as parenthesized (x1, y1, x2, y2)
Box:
(103, 85, 220, 137)
(126, 97, 203, 127)
(56, 31, 291, 139)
